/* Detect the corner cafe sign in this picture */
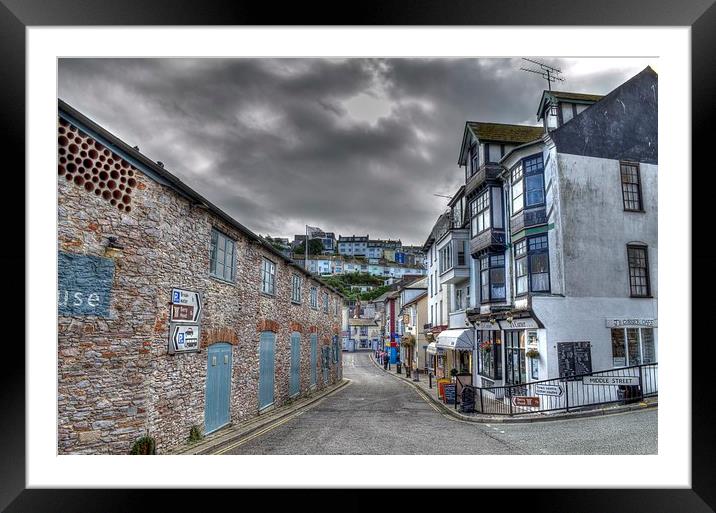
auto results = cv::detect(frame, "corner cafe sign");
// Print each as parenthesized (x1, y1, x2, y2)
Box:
(605, 318, 657, 328)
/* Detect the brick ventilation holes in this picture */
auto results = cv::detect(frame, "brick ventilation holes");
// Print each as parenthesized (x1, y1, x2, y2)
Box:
(58, 118, 136, 213)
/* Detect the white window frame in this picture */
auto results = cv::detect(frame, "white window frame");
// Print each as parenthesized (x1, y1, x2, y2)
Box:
(210, 228, 236, 282)
(291, 273, 302, 304)
(261, 257, 276, 295)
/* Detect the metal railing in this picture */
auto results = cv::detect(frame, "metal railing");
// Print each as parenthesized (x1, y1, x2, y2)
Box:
(458, 363, 657, 415)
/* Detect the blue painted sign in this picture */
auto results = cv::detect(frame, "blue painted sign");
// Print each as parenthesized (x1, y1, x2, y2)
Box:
(58, 252, 114, 317)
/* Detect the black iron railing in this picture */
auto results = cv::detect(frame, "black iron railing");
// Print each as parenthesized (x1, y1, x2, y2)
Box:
(458, 362, 657, 415)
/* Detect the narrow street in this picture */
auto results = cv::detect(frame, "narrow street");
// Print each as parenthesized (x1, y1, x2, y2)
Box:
(216, 351, 657, 455)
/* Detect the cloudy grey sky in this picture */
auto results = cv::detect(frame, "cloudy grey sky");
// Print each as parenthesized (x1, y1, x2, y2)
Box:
(58, 57, 655, 245)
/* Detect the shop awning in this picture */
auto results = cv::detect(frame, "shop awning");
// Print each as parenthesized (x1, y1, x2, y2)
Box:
(435, 328, 475, 351)
(426, 342, 438, 355)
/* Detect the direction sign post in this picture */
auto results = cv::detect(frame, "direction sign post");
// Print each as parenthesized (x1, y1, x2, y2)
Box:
(168, 288, 203, 354)
(170, 288, 202, 323)
(535, 383, 563, 397)
(512, 396, 540, 408)
(169, 323, 200, 353)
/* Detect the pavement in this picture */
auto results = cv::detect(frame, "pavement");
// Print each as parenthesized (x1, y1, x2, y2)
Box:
(370, 351, 658, 424)
(186, 350, 657, 455)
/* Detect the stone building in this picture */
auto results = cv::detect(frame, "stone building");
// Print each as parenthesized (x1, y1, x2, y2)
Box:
(57, 100, 345, 455)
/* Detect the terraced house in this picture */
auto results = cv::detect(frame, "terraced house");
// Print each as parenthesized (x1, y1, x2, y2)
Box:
(57, 100, 345, 454)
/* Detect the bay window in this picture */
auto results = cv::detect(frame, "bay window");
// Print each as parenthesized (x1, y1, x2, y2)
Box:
(512, 154, 545, 214)
(470, 189, 490, 237)
(480, 254, 506, 303)
(514, 235, 550, 295)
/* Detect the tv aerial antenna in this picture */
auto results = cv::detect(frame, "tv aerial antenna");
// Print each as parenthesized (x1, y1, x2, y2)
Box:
(520, 58, 565, 91)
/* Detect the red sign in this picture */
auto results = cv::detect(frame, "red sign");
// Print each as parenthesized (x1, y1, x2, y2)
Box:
(171, 304, 195, 321)
(512, 396, 540, 408)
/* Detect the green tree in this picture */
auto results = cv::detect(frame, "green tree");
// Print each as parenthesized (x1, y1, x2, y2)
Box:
(295, 239, 324, 256)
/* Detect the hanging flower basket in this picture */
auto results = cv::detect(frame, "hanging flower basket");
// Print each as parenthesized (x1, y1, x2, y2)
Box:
(401, 334, 415, 347)
(479, 341, 492, 351)
(526, 348, 540, 358)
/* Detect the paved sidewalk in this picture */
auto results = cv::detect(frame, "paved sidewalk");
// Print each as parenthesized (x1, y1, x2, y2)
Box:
(168, 378, 351, 455)
(369, 352, 657, 424)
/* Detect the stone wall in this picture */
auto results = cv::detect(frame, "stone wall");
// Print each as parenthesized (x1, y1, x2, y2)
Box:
(57, 116, 344, 454)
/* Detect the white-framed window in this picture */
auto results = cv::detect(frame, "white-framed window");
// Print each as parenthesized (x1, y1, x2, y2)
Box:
(261, 258, 276, 295)
(471, 189, 491, 237)
(291, 273, 302, 304)
(310, 287, 318, 309)
(210, 228, 235, 282)
(611, 327, 656, 367)
(323, 291, 329, 313)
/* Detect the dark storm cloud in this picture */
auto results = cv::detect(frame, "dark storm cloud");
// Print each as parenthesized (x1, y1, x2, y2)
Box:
(58, 57, 652, 245)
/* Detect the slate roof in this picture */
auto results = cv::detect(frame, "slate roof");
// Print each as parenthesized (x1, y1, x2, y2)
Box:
(548, 91, 605, 102)
(467, 122, 544, 144)
(536, 90, 604, 120)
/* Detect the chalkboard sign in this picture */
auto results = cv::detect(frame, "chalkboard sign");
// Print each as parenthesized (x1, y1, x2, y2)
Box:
(460, 387, 475, 413)
(444, 384, 456, 404)
(558, 341, 592, 380)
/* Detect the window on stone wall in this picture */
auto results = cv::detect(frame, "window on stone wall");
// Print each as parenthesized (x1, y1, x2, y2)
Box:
(261, 258, 276, 295)
(323, 291, 329, 313)
(310, 287, 318, 309)
(291, 273, 302, 303)
(210, 228, 236, 282)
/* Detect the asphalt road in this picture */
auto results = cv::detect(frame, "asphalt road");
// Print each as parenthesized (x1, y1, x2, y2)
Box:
(219, 351, 657, 455)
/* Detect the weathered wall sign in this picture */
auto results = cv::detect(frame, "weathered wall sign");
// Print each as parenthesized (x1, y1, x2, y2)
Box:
(558, 341, 592, 378)
(605, 318, 657, 328)
(58, 251, 115, 317)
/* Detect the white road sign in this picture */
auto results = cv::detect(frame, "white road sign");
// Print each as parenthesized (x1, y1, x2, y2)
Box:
(535, 383, 563, 397)
(583, 376, 640, 386)
(170, 288, 202, 323)
(170, 323, 200, 353)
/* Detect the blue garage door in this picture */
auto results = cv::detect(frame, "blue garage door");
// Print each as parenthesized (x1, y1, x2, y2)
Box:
(290, 332, 301, 397)
(259, 331, 276, 409)
(310, 333, 317, 387)
(205, 343, 232, 434)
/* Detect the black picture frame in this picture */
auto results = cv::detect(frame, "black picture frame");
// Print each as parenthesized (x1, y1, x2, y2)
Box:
(2, 0, 713, 511)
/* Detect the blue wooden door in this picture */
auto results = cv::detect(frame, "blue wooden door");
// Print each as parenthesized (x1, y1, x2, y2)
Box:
(310, 333, 317, 386)
(290, 332, 301, 397)
(205, 343, 232, 434)
(259, 331, 275, 409)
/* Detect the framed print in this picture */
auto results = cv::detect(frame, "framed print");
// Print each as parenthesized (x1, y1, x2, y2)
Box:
(3, 0, 714, 511)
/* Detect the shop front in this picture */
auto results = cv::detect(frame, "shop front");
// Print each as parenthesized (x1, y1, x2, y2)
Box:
(435, 328, 475, 387)
(470, 314, 544, 388)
